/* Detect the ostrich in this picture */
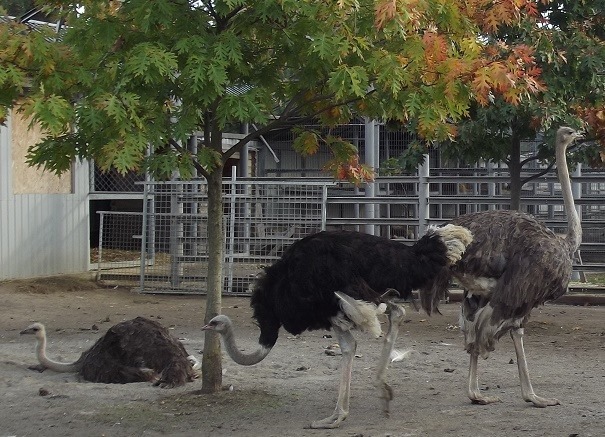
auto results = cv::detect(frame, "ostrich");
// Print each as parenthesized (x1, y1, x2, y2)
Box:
(431, 126, 584, 407)
(202, 224, 473, 429)
(21, 316, 201, 387)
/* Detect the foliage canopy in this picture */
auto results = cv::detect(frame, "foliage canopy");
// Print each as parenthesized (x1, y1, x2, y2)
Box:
(1, 0, 546, 182)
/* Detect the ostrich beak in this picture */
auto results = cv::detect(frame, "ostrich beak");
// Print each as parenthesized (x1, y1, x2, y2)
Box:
(20, 328, 34, 335)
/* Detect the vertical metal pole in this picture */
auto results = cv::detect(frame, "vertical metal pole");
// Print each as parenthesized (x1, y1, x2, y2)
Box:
(240, 124, 250, 178)
(189, 136, 199, 258)
(140, 182, 149, 291)
(243, 181, 251, 255)
(97, 212, 104, 281)
(364, 118, 376, 235)
(418, 154, 430, 236)
(571, 164, 582, 281)
(487, 161, 496, 211)
(140, 145, 154, 292)
(321, 184, 328, 231)
(227, 167, 237, 292)
(169, 182, 181, 288)
(353, 186, 360, 232)
(374, 122, 381, 234)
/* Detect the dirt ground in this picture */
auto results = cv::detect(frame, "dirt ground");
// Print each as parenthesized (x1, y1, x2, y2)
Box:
(0, 275, 603, 437)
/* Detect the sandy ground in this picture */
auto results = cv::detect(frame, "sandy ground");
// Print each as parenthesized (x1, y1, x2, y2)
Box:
(0, 275, 603, 437)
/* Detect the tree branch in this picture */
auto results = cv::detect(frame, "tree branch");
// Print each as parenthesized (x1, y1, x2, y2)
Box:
(169, 138, 211, 179)
(520, 160, 555, 185)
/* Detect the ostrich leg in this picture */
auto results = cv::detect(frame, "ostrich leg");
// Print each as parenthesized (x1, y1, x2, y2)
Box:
(310, 326, 356, 429)
(375, 302, 406, 416)
(510, 328, 560, 407)
(467, 352, 501, 404)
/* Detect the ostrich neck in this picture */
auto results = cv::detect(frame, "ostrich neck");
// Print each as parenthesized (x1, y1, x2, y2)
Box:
(36, 335, 81, 372)
(556, 142, 582, 253)
(220, 325, 271, 366)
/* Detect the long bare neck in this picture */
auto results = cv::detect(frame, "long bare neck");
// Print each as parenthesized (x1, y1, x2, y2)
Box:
(35, 334, 82, 372)
(219, 321, 271, 366)
(556, 141, 582, 254)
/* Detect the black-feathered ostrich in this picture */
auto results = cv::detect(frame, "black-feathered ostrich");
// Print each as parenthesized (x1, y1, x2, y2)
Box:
(202, 224, 473, 428)
(21, 316, 200, 387)
(430, 126, 584, 407)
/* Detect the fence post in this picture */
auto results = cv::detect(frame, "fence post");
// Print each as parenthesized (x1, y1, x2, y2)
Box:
(572, 164, 583, 280)
(487, 161, 496, 211)
(226, 168, 238, 293)
(321, 184, 328, 231)
(169, 181, 181, 287)
(96, 212, 104, 281)
(418, 154, 430, 236)
(364, 118, 377, 235)
(140, 183, 149, 291)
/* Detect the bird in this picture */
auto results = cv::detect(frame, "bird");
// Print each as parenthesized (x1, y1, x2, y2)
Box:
(430, 126, 584, 407)
(202, 224, 473, 429)
(20, 316, 201, 388)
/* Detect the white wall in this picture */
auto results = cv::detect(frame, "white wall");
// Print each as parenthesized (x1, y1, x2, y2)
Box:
(0, 113, 90, 280)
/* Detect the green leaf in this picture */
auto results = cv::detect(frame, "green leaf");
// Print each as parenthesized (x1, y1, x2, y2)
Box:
(328, 65, 369, 99)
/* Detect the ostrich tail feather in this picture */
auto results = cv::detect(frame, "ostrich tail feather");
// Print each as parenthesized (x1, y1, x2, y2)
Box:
(333, 291, 384, 338)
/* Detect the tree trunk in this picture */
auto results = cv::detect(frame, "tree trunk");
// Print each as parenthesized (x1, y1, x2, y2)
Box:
(508, 132, 522, 211)
(201, 165, 224, 393)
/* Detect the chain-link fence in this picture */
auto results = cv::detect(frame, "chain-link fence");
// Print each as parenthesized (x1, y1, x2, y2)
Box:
(90, 163, 146, 193)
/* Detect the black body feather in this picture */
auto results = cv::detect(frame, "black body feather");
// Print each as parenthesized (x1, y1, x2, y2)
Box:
(250, 230, 452, 348)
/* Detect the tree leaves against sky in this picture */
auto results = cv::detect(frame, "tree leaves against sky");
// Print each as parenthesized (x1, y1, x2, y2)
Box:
(0, 0, 547, 183)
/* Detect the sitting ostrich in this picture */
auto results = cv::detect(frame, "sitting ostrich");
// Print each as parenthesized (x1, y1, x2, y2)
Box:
(430, 126, 584, 407)
(202, 224, 473, 429)
(21, 316, 201, 387)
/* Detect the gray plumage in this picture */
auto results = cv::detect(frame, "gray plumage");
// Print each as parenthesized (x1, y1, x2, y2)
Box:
(432, 126, 584, 407)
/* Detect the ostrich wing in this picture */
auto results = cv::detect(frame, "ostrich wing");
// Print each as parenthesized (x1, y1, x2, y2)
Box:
(452, 210, 572, 321)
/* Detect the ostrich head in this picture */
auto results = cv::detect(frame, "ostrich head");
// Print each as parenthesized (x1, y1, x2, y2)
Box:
(201, 315, 231, 333)
(557, 126, 584, 148)
(20, 322, 46, 339)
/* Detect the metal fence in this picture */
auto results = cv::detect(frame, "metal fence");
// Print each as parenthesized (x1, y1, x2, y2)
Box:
(137, 178, 327, 294)
(95, 170, 605, 294)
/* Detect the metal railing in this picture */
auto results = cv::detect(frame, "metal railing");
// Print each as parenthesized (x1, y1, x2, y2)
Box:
(94, 171, 605, 293)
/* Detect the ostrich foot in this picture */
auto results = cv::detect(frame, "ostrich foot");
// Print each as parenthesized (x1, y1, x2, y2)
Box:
(309, 411, 347, 429)
(469, 390, 501, 405)
(524, 394, 560, 407)
(377, 381, 394, 417)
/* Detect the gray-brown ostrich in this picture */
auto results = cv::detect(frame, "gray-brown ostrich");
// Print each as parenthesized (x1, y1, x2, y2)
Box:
(202, 224, 473, 429)
(431, 126, 584, 407)
(21, 316, 200, 387)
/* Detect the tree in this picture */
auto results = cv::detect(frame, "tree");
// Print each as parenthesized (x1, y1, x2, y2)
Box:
(1, 0, 545, 393)
(438, 0, 605, 210)
(2, 0, 36, 16)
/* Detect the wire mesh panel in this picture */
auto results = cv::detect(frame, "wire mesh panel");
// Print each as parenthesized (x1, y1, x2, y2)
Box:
(90, 163, 146, 192)
(138, 178, 331, 294)
(94, 211, 145, 281)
